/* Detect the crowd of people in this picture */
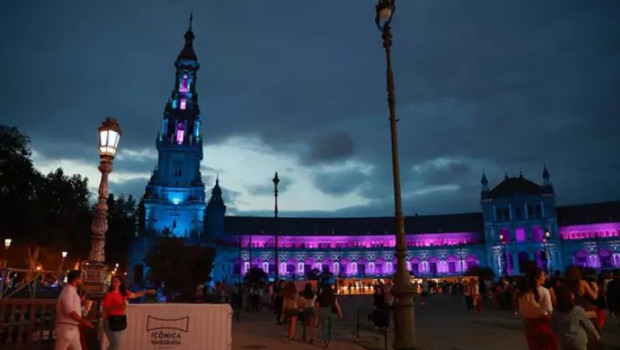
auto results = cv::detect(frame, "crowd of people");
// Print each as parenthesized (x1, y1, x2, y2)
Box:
(516, 267, 619, 350)
(439, 267, 620, 350)
(51, 266, 619, 350)
(271, 280, 343, 348)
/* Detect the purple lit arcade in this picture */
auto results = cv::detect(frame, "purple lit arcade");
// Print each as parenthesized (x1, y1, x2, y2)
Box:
(127, 20, 620, 287)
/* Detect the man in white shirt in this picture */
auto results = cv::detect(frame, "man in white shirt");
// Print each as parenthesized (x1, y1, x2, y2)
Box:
(55, 270, 94, 350)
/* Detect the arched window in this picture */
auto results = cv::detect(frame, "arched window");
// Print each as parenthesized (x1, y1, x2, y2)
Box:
(262, 262, 269, 272)
(180, 74, 189, 93)
(351, 262, 357, 273)
(386, 262, 393, 273)
(298, 262, 304, 273)
(176, 123, 185, 144)
(332, 262, 340, 273)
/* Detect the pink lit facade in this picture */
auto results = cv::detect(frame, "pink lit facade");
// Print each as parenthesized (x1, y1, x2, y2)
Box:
(230, 232, 483, 278)
(206, 169, 620, 283)
(559, 223, 620, 269)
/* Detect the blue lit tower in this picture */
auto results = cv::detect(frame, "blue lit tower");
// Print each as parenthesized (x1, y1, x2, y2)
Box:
(142, 15, 206, 238)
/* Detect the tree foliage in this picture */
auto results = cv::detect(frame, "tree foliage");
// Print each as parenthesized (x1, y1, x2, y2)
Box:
(106, 193, 138, 266)
(0, 126, 39, 236)
(144, 237, 216, 301)
(0, 126, 137, 272)
(306, 268, 322, 281)
(465, 265, 495, 280)
(243, 267, 269, 289)
(0, 126, 93, 264)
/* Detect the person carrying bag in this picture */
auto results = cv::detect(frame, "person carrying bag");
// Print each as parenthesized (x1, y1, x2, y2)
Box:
(103, 276, 156, 350)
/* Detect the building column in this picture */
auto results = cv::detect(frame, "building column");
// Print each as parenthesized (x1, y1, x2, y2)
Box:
(486, 248, 494, 271)
(512, 251, 520, 275)
(494, 249, 502, 277)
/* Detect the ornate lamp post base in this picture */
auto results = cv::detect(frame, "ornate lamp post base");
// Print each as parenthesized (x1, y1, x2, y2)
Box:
(81, 261, 109, 296)
(391, 281, 418, 350)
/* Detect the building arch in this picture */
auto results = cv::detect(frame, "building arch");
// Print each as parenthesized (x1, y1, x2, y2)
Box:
(374, 258, 386, 276)
(573, 250, 588, 268)
(446, 255, 460, 274)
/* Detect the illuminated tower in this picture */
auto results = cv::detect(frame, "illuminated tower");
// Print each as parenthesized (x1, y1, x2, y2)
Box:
(142, 15, 206, 238)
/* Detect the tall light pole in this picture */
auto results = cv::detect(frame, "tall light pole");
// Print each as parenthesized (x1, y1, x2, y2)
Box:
(458, 243, 464, 275)
(238, 236, 242, 320)
(3, 238, 10, 268)
(542, 230, 551, 273)
(499, 233, 507, 276)
(374, 1, 417, 349)
(82, 117, 122, 295)
(1, 238, 11, 298)
(273, 172, 280, 282)
(594, 232, 601, 271)
(249, 235, 252, 269)
(60, 251, 68, 279)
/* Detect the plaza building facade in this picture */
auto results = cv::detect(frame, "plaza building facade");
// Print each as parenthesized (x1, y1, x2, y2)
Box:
(127, 21, 620, 286)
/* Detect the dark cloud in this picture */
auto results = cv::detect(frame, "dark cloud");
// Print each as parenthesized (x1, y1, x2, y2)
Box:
(1, 0, 619, 216)
(109, 178, 148, 199)
(313, 170, 369, 196)
(306, 131, 355, 164)
(246, 175, 293, 196)
(219, 186, 248, 214)
(411, 159, 473, 187)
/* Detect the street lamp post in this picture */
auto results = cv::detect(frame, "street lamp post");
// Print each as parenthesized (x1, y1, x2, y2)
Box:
(458, 243, 464, 275)
(238, 236, 242, 320)
(1, 238, 11, 298)
(374, 1, 418, 349)
(82, 117, 122, 295)
(60, 251, 68, 279)
(542, 230, 551, 273)
(3, 239, 10, 269)
(273, 172, 280, 282)
(499, 233, 507, 276)
(249, 235, 252, 269)
(595, 232, 601, 271)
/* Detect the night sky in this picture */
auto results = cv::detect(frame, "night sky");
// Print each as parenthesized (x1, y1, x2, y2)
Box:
(1, 0, 619, 217)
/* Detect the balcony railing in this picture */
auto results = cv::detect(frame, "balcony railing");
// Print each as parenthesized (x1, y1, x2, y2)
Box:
(0, 298, 57, 349)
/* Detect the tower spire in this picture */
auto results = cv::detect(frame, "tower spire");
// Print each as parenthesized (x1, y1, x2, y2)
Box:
(481, 170, 489, 192)
(542, 164, 551, 186)
(178, 13, 197, 61)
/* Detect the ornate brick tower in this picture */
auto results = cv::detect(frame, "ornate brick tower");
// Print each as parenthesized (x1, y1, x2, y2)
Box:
(142, 15, 206, 238)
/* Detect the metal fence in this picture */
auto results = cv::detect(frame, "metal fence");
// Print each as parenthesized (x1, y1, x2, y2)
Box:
(355, 306, 390, 350)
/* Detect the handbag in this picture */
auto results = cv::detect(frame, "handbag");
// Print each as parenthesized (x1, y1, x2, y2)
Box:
(108, 315, 127, 331)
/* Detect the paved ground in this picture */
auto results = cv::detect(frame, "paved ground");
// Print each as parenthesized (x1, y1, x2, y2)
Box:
(232, 294, 620, 350)
(232, 306, 364, 350)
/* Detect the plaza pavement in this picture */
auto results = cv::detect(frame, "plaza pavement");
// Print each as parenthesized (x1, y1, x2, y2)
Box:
(232, 293, 620, 350)
(231, 306, 364, 350)
(348, 294, 620, 350)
